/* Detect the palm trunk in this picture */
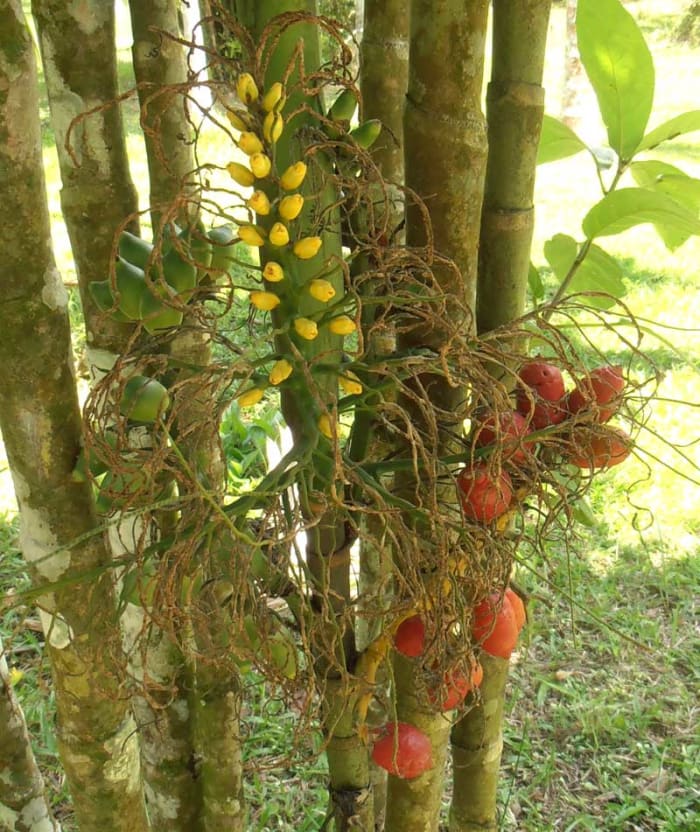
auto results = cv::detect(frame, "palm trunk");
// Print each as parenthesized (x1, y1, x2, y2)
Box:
(30, 0, 139, 358)
(0, 8, 149, 831)
(385, 3, 489, 830)
(0, 638, 60, 832)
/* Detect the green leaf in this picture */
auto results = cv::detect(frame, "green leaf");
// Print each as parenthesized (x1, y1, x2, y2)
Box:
(577, 0, 654, 159)
(571, 497, 597, 528)
(528, 262, 545, 301)
(630, 161, 700, 249)
(582, 188, 700, 240)
(544, 234, 625, 308)
(636, 110, 700, 152)
(537, 115, 588, 165)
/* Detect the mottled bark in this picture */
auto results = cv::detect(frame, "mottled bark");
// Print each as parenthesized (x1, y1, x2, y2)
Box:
(0, 641, 60, 832)
(476, 0, 550, 333)
(31, 0, 139, 355)
(128, 0, 197, 228)
(0, 7, 149, 831)
(449, 657, 509, 831)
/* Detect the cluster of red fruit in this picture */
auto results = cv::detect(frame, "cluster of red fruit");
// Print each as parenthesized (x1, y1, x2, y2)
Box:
(456, 360, 632, 524)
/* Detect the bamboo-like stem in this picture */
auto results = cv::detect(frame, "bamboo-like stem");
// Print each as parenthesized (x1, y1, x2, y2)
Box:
(30, 0, 139, 355)
(0, 638, 60, 832)
(476, 0, 552, 334)
(0, 9, 149, 830)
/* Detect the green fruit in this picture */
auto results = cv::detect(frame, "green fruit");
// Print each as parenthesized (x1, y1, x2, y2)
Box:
(119, 375, 170, 422)
(329, 88, 358, 123)
(115, 259, 147, 319)
(118, 231, 153, 270)
(138, 286, 183, 334)
(71, 434, 117, 482)
(95, 468, 151, 513)
(350, 119, 382, 149)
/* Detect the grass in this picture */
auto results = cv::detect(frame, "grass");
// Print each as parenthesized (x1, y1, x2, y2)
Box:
(2, 1, 699, 830)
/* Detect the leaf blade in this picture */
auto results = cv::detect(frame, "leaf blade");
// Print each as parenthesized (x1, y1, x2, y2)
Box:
(636, 110, 700, 152)
(582, 188, 700, 240)
(537, 115, 588, 165)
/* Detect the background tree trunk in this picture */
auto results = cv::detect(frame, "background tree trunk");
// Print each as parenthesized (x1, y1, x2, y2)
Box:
(0, 638, 60, 832)
(0, 7, 149, 831)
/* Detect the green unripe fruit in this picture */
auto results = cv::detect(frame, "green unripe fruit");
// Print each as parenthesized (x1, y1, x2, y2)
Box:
(119, 375, 171, 422)
(329, 88, 358, 123)
(350, 119, 382, 149)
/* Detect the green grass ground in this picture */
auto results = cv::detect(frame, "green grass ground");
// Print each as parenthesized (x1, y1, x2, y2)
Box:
(2, 1, 699, 830)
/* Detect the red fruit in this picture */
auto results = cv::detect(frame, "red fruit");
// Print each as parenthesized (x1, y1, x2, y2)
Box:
(430, 661, 484, 712)
(505, 587, 526, 631)
(567, 427, 633, 469)
(516, 361, 567, 429)
(473, 410, 530, 462)
(371, 722, 434, 779)
(567, 365, 626, 423)
(471, 593, 520, 660)
(394, 615, 425, 658)
(518, 361, 566, 401)
(457, 465, 513, 523)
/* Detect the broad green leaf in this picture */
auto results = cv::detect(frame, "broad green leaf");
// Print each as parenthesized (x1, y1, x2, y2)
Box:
(582, 188, 700, 240)
(636, 110, 700, 152)
(544, 234, 625, 308)
(528, 262, 545, 301)
(630, 161, 700, 249)
(537, 115, 588, 165)
(577, 0, 654, 160)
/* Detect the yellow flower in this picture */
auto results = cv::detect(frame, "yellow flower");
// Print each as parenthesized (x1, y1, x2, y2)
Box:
(328, 315, 356, 335)
(263, 111, 284, 144)
(309, 279, 336, 303)
(262, 82, 286, 112)
(236, 72, 259, 105)
(8, 667, 24, 685)
(247, 190, 271, 216)
(293, 317, 318, 341)
(227, 162, 255, 188)
(238, 225, 266, 247)
(293, 236, 322, 260)
(318, 413, 334, 439)
(263, 261, 284, 283)
(339, 372, 363, 395)
(250, 153, 272, 179)
(238, 131, 263, 155)
(278, 194, 304, 221)
(269, 222, 290, 247)
(250, 290, 281, 311)
(237, 386, 264, 407)
(269, 359, 293, 385)
(227, 109, 250, 131)
(280, 161, 307, 191)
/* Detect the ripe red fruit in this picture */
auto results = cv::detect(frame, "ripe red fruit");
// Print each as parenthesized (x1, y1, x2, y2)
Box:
(471, 593, 520, 660)
(473, 410, 530, 462)
(567, 427, 633, 469)
(457, 464, 513, 523)
(371, 722, 434, 779)
(394, 615, 425, 658)
(566, 365, 626, 423)
(505, 587, 526, 631)
(516, 360, 567, 429)
(430, 661, 484, 712)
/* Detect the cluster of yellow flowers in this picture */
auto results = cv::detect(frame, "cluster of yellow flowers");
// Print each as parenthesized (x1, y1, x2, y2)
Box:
(227, 73, 361, 429)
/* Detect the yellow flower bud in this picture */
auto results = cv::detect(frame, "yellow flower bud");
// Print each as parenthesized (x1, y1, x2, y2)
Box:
(262, 81, 286, 112)
(227, 162, 255, 188)
(238, 225, 266, 247)
(278, 194, 304, 221)
(247, 190, 271, 216)
(263, 261, 284, 283)
(293, 236, 322, 260)
(227, 109, 250, 131)
(236, 72, 259, 105)
(293, 317, 318, 341)
(269, 222, 290, 247)
(339, 372, 363, 395)
(308, 279, 336, 303)
(269, 359, 293, 385)
(237, 131, 263, 155)
(237, 387, 264, 407)
(250, 290, 281, 311)
(250, 153, 272, 179)
(318, 413, 333, 439)
(263, 111, 284, 144)
(280, 162, 307, 191)
(328, 315, 356, 335)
